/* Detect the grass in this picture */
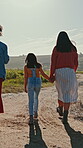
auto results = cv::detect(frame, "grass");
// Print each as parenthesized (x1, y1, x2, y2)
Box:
(2, 69, 83, 93)
(76, 71, 83, 74)
(2, 69, 53, 93)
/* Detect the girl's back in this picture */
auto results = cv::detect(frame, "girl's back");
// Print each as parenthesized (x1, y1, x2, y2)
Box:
(24, 65, 42, 78)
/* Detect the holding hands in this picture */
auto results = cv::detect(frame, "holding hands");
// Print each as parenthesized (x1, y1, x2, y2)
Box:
(49, 75, 55, 83)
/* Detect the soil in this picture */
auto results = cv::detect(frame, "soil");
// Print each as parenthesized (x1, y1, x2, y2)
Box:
(0, 74, 83, 148)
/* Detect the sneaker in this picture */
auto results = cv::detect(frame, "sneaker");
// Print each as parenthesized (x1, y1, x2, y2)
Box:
(34, 112, 38, 119)
(62, 110, 68, 124)
(57, 107, 63, 116)
(28, 115, 34, 125)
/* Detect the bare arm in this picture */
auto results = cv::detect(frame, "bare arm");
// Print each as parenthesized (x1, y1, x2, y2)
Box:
(39, 67, 50, 80)
(24, 66, 28, 92)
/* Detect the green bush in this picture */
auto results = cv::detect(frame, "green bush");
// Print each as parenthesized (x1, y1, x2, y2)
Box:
(2, 69, 51, 93)
(6, 69, 24, 79)
(6, 70, 18, 79)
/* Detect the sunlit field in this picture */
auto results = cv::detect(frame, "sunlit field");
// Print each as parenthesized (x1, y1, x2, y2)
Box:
(2, 69, 53, 93)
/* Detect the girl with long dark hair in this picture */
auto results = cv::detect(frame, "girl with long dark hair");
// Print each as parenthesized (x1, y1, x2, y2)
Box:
(24, 53, 50, 124)
(50, 31, 78, 124)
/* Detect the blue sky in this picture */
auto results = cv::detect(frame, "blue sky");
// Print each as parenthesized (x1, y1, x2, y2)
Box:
(0, 0, 83, 56)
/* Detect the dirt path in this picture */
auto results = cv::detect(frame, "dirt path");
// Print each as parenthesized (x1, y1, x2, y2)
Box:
(0, 74, 83, 148)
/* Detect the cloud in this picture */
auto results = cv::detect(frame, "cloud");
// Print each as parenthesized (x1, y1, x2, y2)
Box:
(67, 29, 83, 53)
(0, 0, 9, 5)
(11, 37, 55, 56)
(9, 28, 83, 55)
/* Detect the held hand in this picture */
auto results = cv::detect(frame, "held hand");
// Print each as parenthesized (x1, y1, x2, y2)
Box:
(49, 78, 53, 83)
(49, 76, 55, 83)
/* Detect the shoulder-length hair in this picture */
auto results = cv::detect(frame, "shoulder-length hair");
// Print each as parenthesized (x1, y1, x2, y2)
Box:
(25, 53, 41, 68)
(56, 31, 77, 52)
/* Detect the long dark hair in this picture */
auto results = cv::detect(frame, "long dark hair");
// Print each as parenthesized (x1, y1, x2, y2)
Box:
(25, 53, 41, 68)
(56, 31, 77, 52)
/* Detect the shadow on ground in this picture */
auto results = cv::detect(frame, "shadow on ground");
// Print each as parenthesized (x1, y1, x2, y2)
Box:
(24, 120, 48, 148)
(64, 123, 83, 148)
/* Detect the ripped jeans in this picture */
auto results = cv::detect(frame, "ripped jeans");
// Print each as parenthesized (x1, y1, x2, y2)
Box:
(27, 77, 41, 116)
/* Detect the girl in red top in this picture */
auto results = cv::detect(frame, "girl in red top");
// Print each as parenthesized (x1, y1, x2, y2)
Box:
(50, 31, 78, 124)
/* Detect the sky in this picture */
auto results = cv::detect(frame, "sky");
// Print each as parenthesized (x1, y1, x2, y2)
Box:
(0, 0, 83, 56)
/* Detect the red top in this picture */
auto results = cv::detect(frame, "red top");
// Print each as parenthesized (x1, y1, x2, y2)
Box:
(50, 47, 78, 77)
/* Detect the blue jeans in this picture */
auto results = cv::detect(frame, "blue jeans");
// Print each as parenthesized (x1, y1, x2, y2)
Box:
(27, 77, 41, 116)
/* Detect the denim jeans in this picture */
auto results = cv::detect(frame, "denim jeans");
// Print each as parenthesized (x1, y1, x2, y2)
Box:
(27, 77, 41, 116)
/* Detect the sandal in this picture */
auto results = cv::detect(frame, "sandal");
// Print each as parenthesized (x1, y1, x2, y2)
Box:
(28, 120, 34, 125)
